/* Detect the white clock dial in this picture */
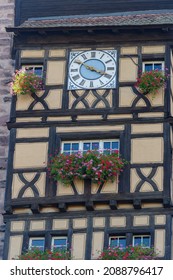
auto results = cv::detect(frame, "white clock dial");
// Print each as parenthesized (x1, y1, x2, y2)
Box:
(68, 50, 117, 90)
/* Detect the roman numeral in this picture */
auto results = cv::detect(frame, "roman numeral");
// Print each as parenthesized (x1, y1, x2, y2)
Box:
(90, 81, 94, 87)
(81, 54, 87, 60)
(72, 74, 80, 81)
(79, 79, 86, 86)
(104, 74, 112, 79)
(100, 54, 105, 59)
(105, 59, 112, 64)
(99, 79, 104, 85)
(91, 52, 96, 58)
(107, 67, 115, 71)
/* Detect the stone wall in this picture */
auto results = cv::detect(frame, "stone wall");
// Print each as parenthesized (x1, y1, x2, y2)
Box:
(0, 0, 14, 259)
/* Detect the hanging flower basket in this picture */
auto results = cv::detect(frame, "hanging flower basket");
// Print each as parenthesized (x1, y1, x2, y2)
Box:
(10, 69, 43, 96)
(135, 69, 168, 98)
(48, 150, 127, 186)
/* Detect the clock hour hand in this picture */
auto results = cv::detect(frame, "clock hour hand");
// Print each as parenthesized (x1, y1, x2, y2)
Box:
(74, 59, 107, 75)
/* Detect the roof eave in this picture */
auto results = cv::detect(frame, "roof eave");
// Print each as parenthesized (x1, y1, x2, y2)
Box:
(6, 23, 173, 34)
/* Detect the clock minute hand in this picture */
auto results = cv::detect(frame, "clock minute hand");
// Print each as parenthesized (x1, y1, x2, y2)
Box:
(74, 59, 107, 75)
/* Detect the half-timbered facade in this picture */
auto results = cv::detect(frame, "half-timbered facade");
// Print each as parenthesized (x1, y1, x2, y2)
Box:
(3, 0, 173, 259)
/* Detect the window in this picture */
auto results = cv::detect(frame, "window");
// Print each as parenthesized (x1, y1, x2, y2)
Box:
(51, 237, 67, 251)
(143, 61, 164, 72)
(22, 65, 43, 78)
(29, 237, 45, 251)
(109, 236, 126, 249)
(133, 235, 151, 248)
(62, 139, 119, 155)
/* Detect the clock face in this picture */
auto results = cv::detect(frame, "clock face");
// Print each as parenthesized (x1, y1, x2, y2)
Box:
(68, 50, 117, 90)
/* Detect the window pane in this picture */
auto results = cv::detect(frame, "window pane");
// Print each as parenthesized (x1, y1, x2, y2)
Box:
(154, 63, 162, 71)
(83, 142, 91, 151)
(72, 143, 79, 151)
(63, 143, 71, 151)
(104, 142, 111, 150)
(112, 141, 119, 150)
(25, 67, 34, 73)
(144, 64, 153, 71)
(134, 237, 141, 246)
(92, 142, 99, 150)
(143, 236, 150, 247)
(110, 238, 118, 248)
(119, 238, 126, 248)
(53, 238, 67, 247)
(31, 239, 45, 251)
(34, 67, 43, 77)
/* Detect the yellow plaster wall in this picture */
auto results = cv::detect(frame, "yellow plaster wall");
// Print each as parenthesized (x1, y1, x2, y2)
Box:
(110, 216, 126, 227)
(16, 128, 49, 138)
(30, 220, 45, 231)
(49, 49, 66, 57)
(46, 61, 66, 85)
(67, 205, 86, 211)
(8, 235, 23, 259)
(119, 57, 138, 82)
(117, 203, 133, 209)
(69, 89, 112, 109)
(155, 215, 166, 225)
(16, 117, 42, 122)
(131, 138, 163, 164)
(100, 180, 118, 193)
(56, 182, 75, 196)
(21, 50, 45, 58)
(91, 232, 104, 259)
(146, 88, 164, 106)
(133, 215, 149, 226)
(13, 143, 48, 169)
(93, 217, 105, 228)
(154, 229, 165, 257)
(142, 45, 165, 54)
(12, 173, 46, 199)
(120, 47, 138, 55)
(11, 221, 25, 232)
(57, 125, 124, 133)
(73, 218, 87, 229)
(107, 114, 133, 119)
(72, 233, 86, 260)
(52, 219, 69, 230)
(119, 87, 136, 107)
(142, 202, 163, 208)
(13, 208, 32, 214)
(40, 207, 59, 213)
(16, 94, 34, 111)
(132, 124, 163, 134)
(130, 167, 163, 193)
(138, 112, 164, 118)
(44, 89, 63, 109)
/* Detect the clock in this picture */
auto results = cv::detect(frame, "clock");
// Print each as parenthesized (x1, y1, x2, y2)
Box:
(67, 50, 117, 90)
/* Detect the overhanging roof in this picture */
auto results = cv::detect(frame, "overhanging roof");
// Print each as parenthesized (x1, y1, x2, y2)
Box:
(6, 10, 173, 32)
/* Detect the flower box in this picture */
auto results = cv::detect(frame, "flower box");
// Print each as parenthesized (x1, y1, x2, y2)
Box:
(49, 150, 126, 186)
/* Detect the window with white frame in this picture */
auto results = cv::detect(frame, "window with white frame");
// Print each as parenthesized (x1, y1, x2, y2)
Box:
(51, 237, 67, 251)
(29, 237, 45, 251)
(62, 139, 119, 155)
(142, 61, 164, 72)
(133, 235, 151, 248)
(109, 236, 126, 249)
(22, 65, 43, 78)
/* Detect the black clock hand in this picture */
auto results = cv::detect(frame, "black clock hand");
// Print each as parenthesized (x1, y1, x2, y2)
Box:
(74, 59, 107, 75)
